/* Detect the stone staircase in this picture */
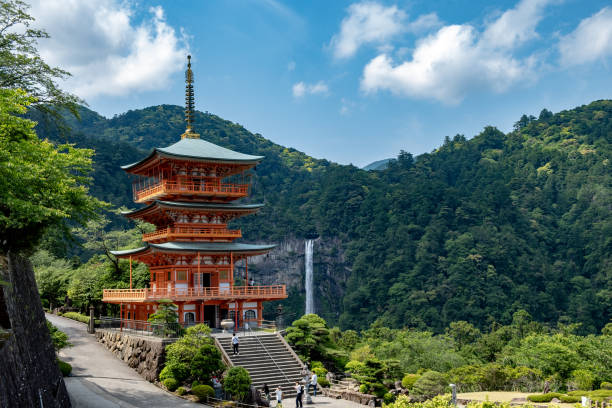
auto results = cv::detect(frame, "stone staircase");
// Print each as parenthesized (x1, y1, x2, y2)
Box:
(216, 333, 304, 399)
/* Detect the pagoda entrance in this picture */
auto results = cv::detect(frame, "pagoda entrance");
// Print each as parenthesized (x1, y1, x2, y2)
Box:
(204, 305, 216, 328)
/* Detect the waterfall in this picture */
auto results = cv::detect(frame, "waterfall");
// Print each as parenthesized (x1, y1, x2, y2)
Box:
(305, 239, 314, 315)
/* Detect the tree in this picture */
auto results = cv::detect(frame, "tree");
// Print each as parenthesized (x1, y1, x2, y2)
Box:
(223, 366, 251, 401)
(0, 89, 101, 253)
(0, 0, 82, 115)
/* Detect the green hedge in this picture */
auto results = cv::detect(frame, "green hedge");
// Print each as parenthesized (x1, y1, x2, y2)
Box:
(192, 384, 214, 402)
(176, 386, 186, 396)
(163, 378, 179, 392)
(601, 382, 612, 390)
(526, 393, 563, 402)
(61, 312, 90, 324)
(560, 395, 581, 403)
(57, 359, 72, 377)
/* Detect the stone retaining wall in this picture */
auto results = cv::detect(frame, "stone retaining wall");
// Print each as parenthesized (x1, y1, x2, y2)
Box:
(95, 329, 175, 382)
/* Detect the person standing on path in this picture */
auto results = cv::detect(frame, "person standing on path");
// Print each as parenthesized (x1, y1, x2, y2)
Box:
(308, 372, 318, 397)
(212, 376, 223, 400)
(276, 386, 283, 407)
(232, 332, 240, 355)
(263, 383, 270, 401)
(295, 382, 303, 408)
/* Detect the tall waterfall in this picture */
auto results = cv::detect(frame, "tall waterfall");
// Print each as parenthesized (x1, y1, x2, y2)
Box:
(305, 239, 314, 315)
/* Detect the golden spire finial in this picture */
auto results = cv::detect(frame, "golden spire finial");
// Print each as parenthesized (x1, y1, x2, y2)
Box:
(182, 54, 200, 139)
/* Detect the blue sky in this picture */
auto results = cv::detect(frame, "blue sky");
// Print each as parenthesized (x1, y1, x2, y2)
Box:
(30, 0, 612, 167)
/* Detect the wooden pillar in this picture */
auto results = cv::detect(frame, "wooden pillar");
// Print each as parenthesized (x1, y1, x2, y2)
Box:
(257, 301, 263, 327)
(230, 252, 234, 286)
(178, 303, 183, 324)
(238, 301, 243, 331)
(129, 256, 133, 290)
(234, 300, 238, 330)
(200, 302, 204, 325)
(119, 303, 123, 332)
(245, 258, 249, 287)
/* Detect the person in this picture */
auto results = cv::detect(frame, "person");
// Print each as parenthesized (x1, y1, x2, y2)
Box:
(275, 386, 283, 408)
(295, 382, 303, 408)
(212, 376, 223, 400)
(308, 372, 318, 397)
(301, 365, 309, 384)
(232, 332, 239, 355)
(263, 383, 270, 401)
(249, 277, 255, 286)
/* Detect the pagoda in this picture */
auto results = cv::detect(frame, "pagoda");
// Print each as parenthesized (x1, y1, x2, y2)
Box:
(102, 56, 287, 328)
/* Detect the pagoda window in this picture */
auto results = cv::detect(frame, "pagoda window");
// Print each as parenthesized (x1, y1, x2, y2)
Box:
(219, 270, 229, 282)
(245, 310, 256, 320)
(176, 270, 187, 281)
(167, 271, 172, 281)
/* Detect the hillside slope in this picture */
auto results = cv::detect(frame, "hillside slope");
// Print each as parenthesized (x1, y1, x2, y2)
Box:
(32, 101, 611, 333)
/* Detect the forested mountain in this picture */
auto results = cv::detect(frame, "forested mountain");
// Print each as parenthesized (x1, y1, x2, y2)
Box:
(32, 100, 611, 334)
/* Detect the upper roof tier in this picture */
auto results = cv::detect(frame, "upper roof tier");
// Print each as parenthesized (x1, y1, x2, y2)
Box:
(121, 137, 264, 174)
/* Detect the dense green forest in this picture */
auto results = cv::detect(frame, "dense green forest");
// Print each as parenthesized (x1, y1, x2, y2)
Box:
(32, 100, 611, 334)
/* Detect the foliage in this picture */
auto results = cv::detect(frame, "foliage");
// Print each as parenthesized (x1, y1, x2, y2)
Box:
(149, 300, 179, 336)
(61, 312, 90, 324)
(527, 393, 563, 403)
(286, 314, 347, 367)
(384, 394, 451, 408)
(57, 359, 72, 376)
(602, 382, 612, 390)
(402, 374, 420, 390)
(223, 367, 251, 401)
(0, 0, 81, 115)
(410, 371, 448, 400)
(161, 323, 224, 385)
(571, 369, 595, 391)
(559, 395, 581, 403)
(0, 89, 101, 253)
(192, 384, 215, 402)
(47, 321, 69, 351)
(176, 386, 186, 396)
(163, 378, 179, 392)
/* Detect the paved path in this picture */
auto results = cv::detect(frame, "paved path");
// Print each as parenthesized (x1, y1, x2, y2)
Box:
(46, 314, 196, 408)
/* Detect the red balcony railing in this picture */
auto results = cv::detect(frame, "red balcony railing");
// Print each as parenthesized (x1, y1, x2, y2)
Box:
(142, 226, 242, 243)
(102, 285, 287, 303)
(133, 181, 249, 203)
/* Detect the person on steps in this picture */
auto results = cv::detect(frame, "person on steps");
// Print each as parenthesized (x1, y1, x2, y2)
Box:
(232, 332, 239, 355)
(295, 382, 303, 408)
(263, 383, 270, 401)
(308, 372, 318, 397)
(276, 386, 283, 408)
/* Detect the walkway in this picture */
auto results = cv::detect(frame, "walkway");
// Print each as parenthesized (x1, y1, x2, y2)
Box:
(46, 314, 196, 408)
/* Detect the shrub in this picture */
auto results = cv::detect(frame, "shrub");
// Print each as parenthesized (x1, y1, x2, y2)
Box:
(159, 362, 189, 383)
(359, 384, 368, 394)
(163, 378, 179, 391)
(62, 312, 90, 324)
(47, 321, 69, 351)
(192, 380, 201, 388)
(402, 374, 420, 389)
(526, 393, 563, 402)
(176, 386, 187, 396)
(57, 359, 72, 377)
(600, 382, 612, 390)
(567, 390, 590, 396)
(318, 378, 330, 388)
(192, 384, 215, 402)
(560, 395, 581, 403)
(411, 371, 448, 399)
(571, 369, 595, 391)
(224, 367, 251, 401)
(312, 366, 328, 378)
(384, 394, 451, 408)
(384, 393, 396, 404)
(190, 343, 224, 383)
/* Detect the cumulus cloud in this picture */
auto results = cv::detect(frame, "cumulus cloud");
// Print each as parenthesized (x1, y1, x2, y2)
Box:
(292, 81, 329, 98)
(330, 2, 406, 59)
(559, 7, 612, 67)
(29, 0, 188, 99)
(360, 0, 549, 104)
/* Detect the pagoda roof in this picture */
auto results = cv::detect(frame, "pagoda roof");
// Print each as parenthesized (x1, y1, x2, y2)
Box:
(111, 242, 275, 257)
(122, 201, 264, 217)
(121, 137, 263, 171)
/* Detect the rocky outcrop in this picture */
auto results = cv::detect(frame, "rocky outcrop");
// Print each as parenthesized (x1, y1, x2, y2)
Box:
(245, 236, 351, 320)
(96, 329, 174, 382)
(0, 252, 71, 408)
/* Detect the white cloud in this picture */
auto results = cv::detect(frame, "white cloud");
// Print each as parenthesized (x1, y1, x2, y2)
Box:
(292, 81, 329, 98)
(330, 2, 406, 59)
(361, 0, 549, 104)
(29, 0, 188, 99)
(406, 13, 442, 34)
(559, 7, 612, 66)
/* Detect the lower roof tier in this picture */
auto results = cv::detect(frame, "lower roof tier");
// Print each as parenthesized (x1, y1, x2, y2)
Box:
(111, 241, 275, 259)
(102, 284, 287, 303)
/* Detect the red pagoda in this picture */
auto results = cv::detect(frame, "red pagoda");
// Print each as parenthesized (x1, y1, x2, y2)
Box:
(102, 56, 287, 328)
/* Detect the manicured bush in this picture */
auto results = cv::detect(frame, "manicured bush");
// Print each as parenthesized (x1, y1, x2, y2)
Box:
(192, 384, 215, 402)
(526, 393, 563, 402)
(318, 378, 330, 388)
(163, 378, 179, 392)
(312, 366, 328, 378)
(560, 395, 581, 403)
(383, 392, 396, 404)
(57, 359, 72, 376)
(190, 343, 225, 383)
(402, 374, 420, 389)
(224, 367, 251, 401)
(176, 386, 187, 396)
(601, 382, 612, 390)
(62, 312, 90, 324)
(411, 371, 448, 399)
(192, 380, 201, 388)
(159, 362, 189, 383)
(359, 384, 368, 394)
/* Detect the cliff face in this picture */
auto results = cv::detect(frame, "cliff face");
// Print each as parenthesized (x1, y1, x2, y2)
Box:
(244, 236, 351, 324)
(0, 252, 71, 408)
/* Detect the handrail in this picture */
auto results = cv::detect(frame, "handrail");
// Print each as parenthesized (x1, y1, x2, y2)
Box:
(134, 180, 249, 201)
(214, 336, 234, 368)
(102, 285, 287, 302)
(249, 327, 295, 387)
(143, 226, 241, 242)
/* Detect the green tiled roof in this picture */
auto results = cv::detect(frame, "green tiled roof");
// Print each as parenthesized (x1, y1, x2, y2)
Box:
(121, 138, 263, 170)
(111, 242, 275, 257)
(121, 201, 264, 216)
